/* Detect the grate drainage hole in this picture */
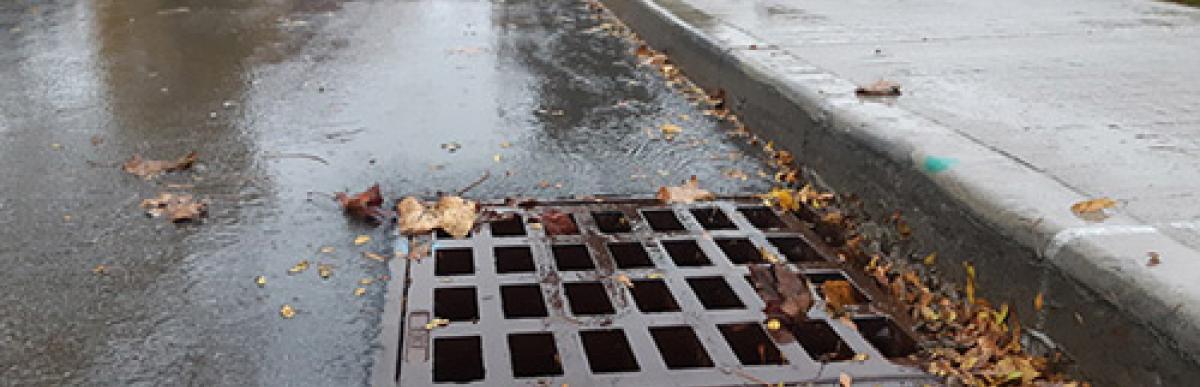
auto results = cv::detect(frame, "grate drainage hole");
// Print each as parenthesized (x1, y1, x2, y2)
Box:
(434, 287, 479, 322)
(552, 244, 595, 271)
(791, 320, 855, 362)
(507, 333, 564, 377)
(580, 329, 640, 373)
(715, 238, 762, 265)
(768, 236, 822, 263)
(563, 282, 615, 315)
(500, 284, 549, 318)
(686, 276, 744, 310)
(607, 242, 654, 269)
(854, 317, 917, 358)
(641, 209, 686, 231)
(435, 248, 474, 276)
(649, 326, 714, 369)
(718, 323, 787, 366)
(738, 207, 786, 229)
(490, 216, 527, 237)
(592, 211, 633, 233)
(662, 240, 712, 267)
(629, 279, 681, 313)
(495, 246, 535, 273)
(433, 336, 485, 383)
(690, 207, 736, 230)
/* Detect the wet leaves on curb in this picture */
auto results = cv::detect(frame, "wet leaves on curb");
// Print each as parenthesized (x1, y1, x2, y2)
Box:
(140, 192, 207, 222)
(657, 175, 715, 204)
(123, 151, 198, 179)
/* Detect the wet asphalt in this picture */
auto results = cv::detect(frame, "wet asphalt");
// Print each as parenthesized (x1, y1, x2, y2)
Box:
(0, 0, 775, 385)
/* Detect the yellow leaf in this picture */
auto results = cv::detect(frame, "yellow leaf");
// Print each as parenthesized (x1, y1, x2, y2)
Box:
(763, 188, 798, 211)
(493, 154, 502, 162)
(280, 304, 296, 319)
(1034, 292, 1044, 311)
(255, 275, 266, 288)
(318, 263, 333, 279)
(660, 123, 683, 136)
(647, 272, 663, 279)
(923, 252, 937, 266)
(319, 246, 335, 254)
(766, 318, 782, 331)
(353, 287, 367, 297)
(354, 235, 371, 246)
(359, 278, 374, 285)
(288, 260, 310, 275)
(851, 353, 869, 362)
(363, 252, 387, 262)
(1070, 197, 1117, 221)
(499, 141, 512, 148)
(964, 262, 976, 304)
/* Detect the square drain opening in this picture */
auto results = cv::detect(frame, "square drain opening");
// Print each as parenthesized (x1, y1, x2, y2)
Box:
(854, 317, 917, 358)
(490, 216, 527, 237)
(629, 279, 681, 313)
(718, 323, 787, 365)
(607, 242, 654, 269)
(690, 208, 736, 230)
(552, 244, 595, 271)
(580, 329, 640, 373)
(686, 277, 744, 310)
(592, 211, 633, 233)
(791, 320, 855, 362)
(507, 333, 564, 377)
(662, 240, 712, 267)
(715, 238, 763, 264)
(436, 227, 473, 239)
(501, 284, 549, 318)
(641, 209, 685, 232)
(808, 272, 869, 305)
(738, 207, 786, 229)
(435, 248, 474, 276)
(495, 246, 535, 274)
(768, 237, 821, 263)
(433, 336, 485, 383)
(434, 287, 479, 321)
(649, 326, 714, 369)
(564, 282, 615, 315)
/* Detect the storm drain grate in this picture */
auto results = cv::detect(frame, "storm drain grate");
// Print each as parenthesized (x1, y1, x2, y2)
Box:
(373, 198, 932, 386)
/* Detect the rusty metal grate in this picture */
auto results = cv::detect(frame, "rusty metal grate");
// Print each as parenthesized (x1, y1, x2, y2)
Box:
(373, 198, 932, 386)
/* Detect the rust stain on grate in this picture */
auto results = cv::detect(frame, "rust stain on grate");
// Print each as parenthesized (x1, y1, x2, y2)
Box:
(372, 198, 934, 386)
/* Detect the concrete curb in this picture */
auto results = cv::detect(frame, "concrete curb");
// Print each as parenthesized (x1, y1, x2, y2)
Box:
(600, 0, 1200, 384)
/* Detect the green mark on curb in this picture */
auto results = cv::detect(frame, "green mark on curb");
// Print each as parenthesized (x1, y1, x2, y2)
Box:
(923, 156, 959, 173)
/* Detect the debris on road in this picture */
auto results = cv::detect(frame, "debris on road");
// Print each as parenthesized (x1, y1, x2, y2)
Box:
(335, 184, 387, 222)
(657, 175, 715, 204)
(122, 151, 198, 179)
(1070, 197, 1117, 221)
(287, 260, 310, 275)
(280, 304, 296, 319)
(533, 208, 578, 236)
(140, 192, 207, 222)
(1147, 251, 1162, 267)
(854, 80, 902, 97)
(396, 196, 478, 238)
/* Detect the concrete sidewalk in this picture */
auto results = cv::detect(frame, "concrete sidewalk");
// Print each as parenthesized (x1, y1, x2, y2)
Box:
(602, 0, 1200, 385)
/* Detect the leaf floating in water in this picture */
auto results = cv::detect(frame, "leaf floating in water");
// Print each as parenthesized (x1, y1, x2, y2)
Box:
(288, 260, 310, 275)
(334, 184, 387, 223)
(656, 175, 715, 204)
(140, 192, 207, 223)
(280, 304, 296, 319)
(122, 151, 198, 179)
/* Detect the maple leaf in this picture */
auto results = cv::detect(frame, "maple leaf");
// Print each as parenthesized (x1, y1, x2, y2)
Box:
(123, 151, 198, 179)
(335, 184, 385, 222)
(657, 175, 715, 204)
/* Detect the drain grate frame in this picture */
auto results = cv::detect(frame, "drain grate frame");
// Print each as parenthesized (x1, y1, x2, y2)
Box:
(373, 197, 933, 386)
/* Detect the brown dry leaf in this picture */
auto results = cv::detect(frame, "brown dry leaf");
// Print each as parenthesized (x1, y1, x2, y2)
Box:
(1034, 292, 1044, 311)
(657, 175, 715, 204)
(335, 184, 386, 222)
(839, 372, 853, 387)
(140, 192, 207, 222)
(397, 196, 478, 238)
(854, 80, 901, 97)
(122, 151, 198, 178)
(397, 197, 440, 234)
(822, 280, 859, 313)
(1070, 197, 1116, 221)
(539, 209, 579, 236)
(1147, 251, 1162, 267)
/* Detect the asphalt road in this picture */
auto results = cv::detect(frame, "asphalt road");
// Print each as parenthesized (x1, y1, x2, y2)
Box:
(0, 0, 774, 385)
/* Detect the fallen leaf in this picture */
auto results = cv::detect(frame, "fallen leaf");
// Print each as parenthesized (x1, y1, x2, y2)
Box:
(822, 280, 859, 313)
(852, 353, 869, 362)
(255, 275, 267, 288)
(123, 151, 198, 178)
(287, 260, 310, 275)
(92, 264, 107, 275)
(335, 184, 386, 222)
(319, 246, 335, 254)
(964, 262, 976, 304)
(354, 235, 371, 246)
(1147, 251, 1161, 267)
(424, 318, 450, 330)
(839, 372, 853, 387)
(354, 287, 367, 297)
(397, 196, 478, 238)
(280, 304, 296, 319)
(765, 318, 782, 331)
(854, 80, 901, 97)
(657, 175, 715, 204)
(140, 192, 207, 222)
(359, 278, 374, 285)
(923, 252, 937, 266)
(660, 123, 683, 138)
(615, 274, 634, 288)
(318, 263, 333, 279)
(363, 251, 387, 262)
(538, 209, 578, 235)
(493, 153, 502, 163)
(1070, 197, 1117, 221)
(499, 141, 512, 148)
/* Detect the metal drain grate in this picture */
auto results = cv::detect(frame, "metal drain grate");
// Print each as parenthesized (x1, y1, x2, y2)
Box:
(372, 198, 933, 386)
